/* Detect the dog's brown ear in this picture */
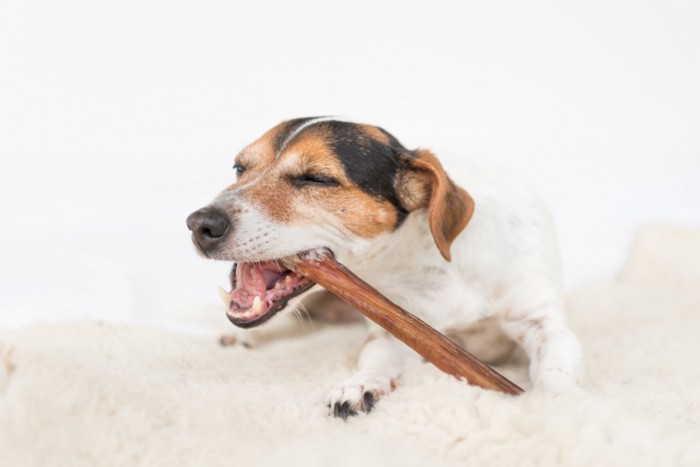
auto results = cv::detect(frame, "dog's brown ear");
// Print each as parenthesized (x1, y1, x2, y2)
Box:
(396, 149, 475, 261)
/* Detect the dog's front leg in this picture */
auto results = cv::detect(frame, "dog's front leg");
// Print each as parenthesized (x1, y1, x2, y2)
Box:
(328, 328, 420, 419)
(501, 308, 584, 394)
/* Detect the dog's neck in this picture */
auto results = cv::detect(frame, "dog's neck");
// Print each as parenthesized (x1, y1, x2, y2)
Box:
(337, 210, 451, 299)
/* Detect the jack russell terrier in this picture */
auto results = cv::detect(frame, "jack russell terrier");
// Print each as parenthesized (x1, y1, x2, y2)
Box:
(187, 117, 583, 418)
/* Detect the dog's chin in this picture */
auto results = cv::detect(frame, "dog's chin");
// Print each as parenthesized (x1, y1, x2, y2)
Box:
(220, 257, 316, 328)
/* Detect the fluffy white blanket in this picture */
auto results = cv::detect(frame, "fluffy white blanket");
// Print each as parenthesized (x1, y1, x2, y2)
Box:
(1, 225, 699, 466)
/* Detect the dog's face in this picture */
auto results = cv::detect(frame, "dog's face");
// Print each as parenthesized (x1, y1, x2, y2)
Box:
(187, 118, 474, 328)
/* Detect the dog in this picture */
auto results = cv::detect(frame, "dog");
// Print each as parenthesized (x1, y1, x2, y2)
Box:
(187, 117, 583, 418)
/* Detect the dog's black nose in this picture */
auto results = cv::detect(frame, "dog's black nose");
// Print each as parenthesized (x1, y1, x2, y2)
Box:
(186, 207, 230, 251)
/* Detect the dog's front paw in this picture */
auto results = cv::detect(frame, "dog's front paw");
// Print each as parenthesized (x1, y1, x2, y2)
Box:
(327, 373, 397, 419)
(219, 333, 252, 348)
(218, 327, 258, 348)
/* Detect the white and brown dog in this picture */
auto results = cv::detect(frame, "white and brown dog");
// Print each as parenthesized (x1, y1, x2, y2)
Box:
(187, 117, 583, 418)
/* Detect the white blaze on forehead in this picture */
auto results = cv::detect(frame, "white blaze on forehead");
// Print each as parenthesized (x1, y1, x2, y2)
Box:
(275, 116, 355, 158)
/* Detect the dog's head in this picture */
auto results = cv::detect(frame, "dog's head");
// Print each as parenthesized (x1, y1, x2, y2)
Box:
(187, 117, 474, 327)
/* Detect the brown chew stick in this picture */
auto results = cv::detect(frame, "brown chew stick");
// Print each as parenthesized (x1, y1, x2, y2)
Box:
(284, 250, 524, 396)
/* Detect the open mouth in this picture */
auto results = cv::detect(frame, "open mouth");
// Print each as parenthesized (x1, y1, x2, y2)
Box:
(219, 259, 315, 328)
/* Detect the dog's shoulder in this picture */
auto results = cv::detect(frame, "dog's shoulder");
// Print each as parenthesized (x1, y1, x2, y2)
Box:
(441, 155, 561, 280)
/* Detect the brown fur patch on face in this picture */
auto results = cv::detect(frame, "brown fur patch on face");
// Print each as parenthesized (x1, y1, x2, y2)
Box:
(243, 170, 297, 223)
(359, 124, 391, 145)
(234, 123, 288, 171)
(233, 123, 402, 239)
(313, 185, 400, 238)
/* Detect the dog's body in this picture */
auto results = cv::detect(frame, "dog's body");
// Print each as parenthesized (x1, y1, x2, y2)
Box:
(187, 117, 583, 418)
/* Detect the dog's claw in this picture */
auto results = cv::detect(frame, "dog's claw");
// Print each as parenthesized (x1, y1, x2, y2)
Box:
(327, 375, 394, 417)
(339, 401, 349, 419)
(341, 401, 354, 420)
(334, 402, 343, 419)
(363, 391, 374, 413)
(329, 393, 376, 419)
(332, 401, 357, 420)
(333, 402, 341, 418)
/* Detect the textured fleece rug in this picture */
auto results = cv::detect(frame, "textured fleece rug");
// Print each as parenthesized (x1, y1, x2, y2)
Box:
(1, 225, 699, 467)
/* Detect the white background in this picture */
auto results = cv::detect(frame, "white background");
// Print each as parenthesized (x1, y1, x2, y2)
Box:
(1, 0, 699, 331)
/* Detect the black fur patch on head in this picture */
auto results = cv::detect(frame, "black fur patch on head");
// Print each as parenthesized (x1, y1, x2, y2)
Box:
(316, 121, 410, 224)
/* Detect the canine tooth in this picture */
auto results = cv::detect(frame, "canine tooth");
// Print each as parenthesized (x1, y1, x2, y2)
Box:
(218, 287, 230, 306)
(285, 275, 293, 284)
(252, 296, 263, 313)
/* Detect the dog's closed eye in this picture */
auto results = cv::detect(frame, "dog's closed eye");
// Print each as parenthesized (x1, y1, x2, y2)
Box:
(291, 173, 340, 188)
(233, 163, 246, 177)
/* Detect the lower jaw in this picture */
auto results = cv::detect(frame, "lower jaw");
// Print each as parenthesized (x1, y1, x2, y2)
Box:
(225, 281, 316, 328)
(226, 308, 280, 329)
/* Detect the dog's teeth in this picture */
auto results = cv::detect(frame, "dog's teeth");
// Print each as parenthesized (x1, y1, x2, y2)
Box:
(252, 296, 263, 313)
(218, 287, 230, 306)
(285, 275, 293, 284)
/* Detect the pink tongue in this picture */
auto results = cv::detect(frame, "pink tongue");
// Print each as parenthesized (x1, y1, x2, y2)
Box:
(230, 262, 284, 307)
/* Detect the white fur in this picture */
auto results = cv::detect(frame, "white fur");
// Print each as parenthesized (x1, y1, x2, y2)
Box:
(215, 156, 583, 412)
